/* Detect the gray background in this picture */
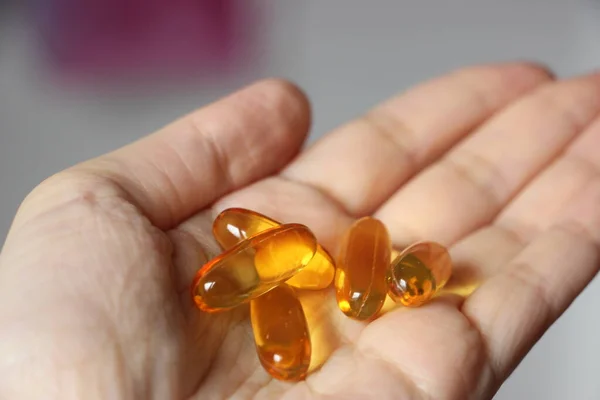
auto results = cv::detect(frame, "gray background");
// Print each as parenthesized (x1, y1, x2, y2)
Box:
(1, 1, 598, 398)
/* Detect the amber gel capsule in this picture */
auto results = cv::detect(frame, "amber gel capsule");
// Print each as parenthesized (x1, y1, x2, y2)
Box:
(213, 208, 335, 290)
(191, 223, 317, 312)
(335, 217, 391, 320)
(251, 284, 311, 381)
(387, 241, 452, 307)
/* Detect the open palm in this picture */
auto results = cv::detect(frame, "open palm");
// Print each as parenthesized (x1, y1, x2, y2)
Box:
(1, 62, 599, 400)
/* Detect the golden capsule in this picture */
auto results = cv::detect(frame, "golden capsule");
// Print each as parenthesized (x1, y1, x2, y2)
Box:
(213, 208, 335, 290)
(335, 217, 391, 320)
(191, 223, 317, 312)
(387, 241, 452, 307)
(250, 284, 311, 381)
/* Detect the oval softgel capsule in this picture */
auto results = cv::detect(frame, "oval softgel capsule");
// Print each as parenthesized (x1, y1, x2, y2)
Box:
(334, 217, 391, 320)
(250, 284, 311, 381)
(213, 208, 335, 290)
(192, 223, 317, 312)
(387, 241, 452, 307)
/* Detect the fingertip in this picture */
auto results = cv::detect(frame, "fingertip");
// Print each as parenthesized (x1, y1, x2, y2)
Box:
(251, 77, 312, 137)
(202, 77, 312, 156)
(507, 61, 556, 80)
(514, 61, 557, 80)
(450, 61, 555, 95)
(256, 78, 311, 109)
(460, 61, 555, 79)
(225, 78, 312, 175)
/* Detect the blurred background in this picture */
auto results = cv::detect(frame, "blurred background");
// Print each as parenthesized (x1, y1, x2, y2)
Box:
(0, 1, 599, 398)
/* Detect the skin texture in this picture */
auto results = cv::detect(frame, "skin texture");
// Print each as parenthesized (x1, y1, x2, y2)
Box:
(0, 62, 599, 400)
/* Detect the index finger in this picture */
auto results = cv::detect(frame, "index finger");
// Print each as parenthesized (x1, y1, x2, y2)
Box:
(17, 79, 311, 230)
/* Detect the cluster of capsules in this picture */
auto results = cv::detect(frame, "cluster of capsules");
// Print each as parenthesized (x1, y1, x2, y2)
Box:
(191, 208, 452, 382)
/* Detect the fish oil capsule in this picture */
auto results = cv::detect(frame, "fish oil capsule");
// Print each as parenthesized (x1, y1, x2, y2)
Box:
(335, 217, 391, 320)
(387, 241, 452, 307)
(213, 208, 335, 290)
(251, 284, 311, 381)
(191, 223, 317, 312)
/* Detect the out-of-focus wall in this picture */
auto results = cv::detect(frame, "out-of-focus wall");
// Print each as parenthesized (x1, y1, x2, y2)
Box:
(0, 1, 598, 398)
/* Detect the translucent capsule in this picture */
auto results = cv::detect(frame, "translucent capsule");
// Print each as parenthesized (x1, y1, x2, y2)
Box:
(335, 217, 391, 320)
(251, 284, 311, 381)
(191, 223, 317, 312)
(387, 241, 452, 307)
(213, 208, 335, 290)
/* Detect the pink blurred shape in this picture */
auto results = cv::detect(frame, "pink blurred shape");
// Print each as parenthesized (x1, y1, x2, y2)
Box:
(32, 0, 253, 80)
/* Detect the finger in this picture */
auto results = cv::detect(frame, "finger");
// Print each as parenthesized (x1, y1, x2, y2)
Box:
(19, 79, 311, 230)
(375, 72, 600, 247)
(447, 104, 600, 294)
(461, 184, 600, 384)
(282, 62, 553, 216)
(497, 115, 600, 239)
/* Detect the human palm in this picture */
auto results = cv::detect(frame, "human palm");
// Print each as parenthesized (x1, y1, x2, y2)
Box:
(1, 62, 599, 400)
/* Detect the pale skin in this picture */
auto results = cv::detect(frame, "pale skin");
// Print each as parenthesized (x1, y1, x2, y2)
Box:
(0, 62, 599, 400)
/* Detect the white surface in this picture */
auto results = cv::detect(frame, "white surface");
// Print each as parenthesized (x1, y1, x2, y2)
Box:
(1, 2, 598, 398)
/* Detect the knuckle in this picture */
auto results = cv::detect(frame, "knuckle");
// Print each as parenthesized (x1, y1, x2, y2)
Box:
(27, 170, 113, 208)
(17, 170, 126, 225)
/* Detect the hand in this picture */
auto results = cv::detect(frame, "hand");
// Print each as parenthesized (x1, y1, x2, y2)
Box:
(1, 62, 599, 400)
